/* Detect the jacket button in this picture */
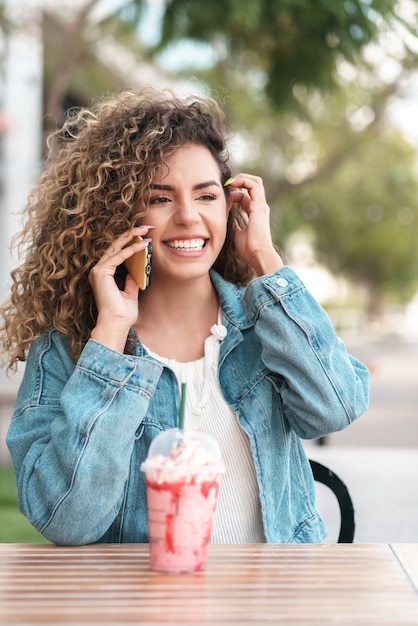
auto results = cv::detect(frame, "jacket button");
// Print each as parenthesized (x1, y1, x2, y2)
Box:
(276, 277, 288, 287)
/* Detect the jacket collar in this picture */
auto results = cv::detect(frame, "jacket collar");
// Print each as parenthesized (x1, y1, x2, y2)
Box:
(209, 269, 252, 331)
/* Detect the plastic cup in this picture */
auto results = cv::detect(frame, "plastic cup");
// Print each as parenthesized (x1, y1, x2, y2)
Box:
(141, 428, 225, 573)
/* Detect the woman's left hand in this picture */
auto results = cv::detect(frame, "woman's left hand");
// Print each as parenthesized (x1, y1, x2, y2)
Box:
(227, 174, 284, 276)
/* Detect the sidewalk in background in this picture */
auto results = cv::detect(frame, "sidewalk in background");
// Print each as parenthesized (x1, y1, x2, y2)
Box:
(305, 334, 418, 543)
(305, 444, 418, 544)
(327, 334, 418, 447)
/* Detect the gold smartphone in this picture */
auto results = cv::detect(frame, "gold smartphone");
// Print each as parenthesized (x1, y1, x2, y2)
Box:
(123, 236, 152, 290)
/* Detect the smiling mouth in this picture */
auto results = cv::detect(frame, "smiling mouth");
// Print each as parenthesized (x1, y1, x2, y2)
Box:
(164, 238, 207, 251)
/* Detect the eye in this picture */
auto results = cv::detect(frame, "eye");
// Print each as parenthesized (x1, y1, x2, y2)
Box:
(149, 195, 171, 205)
(198, 193, 217, 201)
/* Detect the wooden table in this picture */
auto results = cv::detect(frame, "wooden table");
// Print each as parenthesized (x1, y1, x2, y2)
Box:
(0, 543, 417, 625)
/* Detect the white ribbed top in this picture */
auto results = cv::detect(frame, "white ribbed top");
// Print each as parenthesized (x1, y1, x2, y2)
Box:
(145, 316, 265, 543)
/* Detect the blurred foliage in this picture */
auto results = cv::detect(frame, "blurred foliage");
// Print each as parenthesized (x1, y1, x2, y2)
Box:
(308, 136, 418, 311)
(0, 467, 50, 543)
(277, 122, 418, 315)
(155, 0, 417, 110)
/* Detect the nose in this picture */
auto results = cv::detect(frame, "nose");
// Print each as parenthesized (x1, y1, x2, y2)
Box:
(173, 200, 201, 227)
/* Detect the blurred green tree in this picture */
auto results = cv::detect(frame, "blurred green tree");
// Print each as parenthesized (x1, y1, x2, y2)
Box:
(155, 0, 417, 110)
(276, 119, 418, 316)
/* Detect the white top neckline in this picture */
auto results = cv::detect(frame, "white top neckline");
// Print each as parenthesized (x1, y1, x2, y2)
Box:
(144, 311, 265, 543)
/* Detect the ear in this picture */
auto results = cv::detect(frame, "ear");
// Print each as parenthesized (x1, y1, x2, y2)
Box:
(226, 193, 234, 214)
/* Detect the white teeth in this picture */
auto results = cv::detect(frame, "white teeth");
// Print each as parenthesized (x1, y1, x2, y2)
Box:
(166, 238, 205, 250)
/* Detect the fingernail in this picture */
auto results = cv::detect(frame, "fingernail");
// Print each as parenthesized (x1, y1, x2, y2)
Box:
(223, 177, 234, 187)
(141, 225, 156, 229)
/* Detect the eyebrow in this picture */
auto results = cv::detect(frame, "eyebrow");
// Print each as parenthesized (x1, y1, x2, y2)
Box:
(150, 180, 221, 191)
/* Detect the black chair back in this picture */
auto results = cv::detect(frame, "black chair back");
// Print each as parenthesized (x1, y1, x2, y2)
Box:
(309, 459, 355, 543)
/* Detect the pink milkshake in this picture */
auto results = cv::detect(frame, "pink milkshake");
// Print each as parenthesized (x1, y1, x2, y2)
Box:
(141, 429, 224, 573)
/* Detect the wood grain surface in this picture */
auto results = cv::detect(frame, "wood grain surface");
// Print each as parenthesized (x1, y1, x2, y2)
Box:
(1, 543, 417, 625)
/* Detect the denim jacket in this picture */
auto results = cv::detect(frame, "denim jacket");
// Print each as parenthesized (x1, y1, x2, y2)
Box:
(7, 267, 369, 545)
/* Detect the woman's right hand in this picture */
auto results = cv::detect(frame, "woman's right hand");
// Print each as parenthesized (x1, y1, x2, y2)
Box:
(88, 226, 152, 352)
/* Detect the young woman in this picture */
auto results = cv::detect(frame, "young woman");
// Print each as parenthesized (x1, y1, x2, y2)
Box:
(1, 87, 369, 545)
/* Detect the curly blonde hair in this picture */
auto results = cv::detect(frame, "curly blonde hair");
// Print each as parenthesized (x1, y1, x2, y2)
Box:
(0, 87, 254, 371)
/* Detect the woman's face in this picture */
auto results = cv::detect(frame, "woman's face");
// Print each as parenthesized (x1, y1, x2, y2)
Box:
(143, 143, 232, 285)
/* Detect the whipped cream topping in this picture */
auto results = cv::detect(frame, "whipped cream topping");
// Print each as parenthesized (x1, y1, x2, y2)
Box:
(142, 434, 225, 484)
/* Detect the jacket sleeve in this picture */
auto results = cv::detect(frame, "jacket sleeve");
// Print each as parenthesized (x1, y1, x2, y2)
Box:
(6, 330, 164, 545)
(241, 266, 370, 439)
